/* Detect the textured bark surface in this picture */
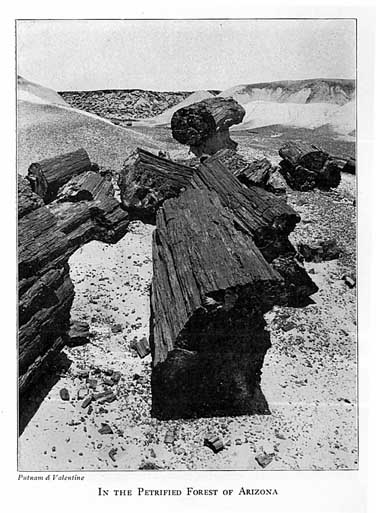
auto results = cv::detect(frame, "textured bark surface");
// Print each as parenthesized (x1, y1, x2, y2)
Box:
(171, 97, 245, 156)
(146, 153, 317, 419)
(193, 152, 299, 261)
(18, 163, 129, 396)
(120, 148, 300, 260)
(56, 171, 114, 203)
(150, 188, 283, 419)
(27, 148, 92, 203)
(279, 141, 329, 171)
(119, 149, 194, 223)
(279, 141, 341, 191)
(215, 149, 274, 188)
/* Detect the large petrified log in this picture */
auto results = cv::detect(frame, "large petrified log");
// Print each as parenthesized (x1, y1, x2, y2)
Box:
(119, 149, 317, 419)
(18, 162, 129, 397)
(171, 97, 245, 156)
(120, 150, 318, 302)
(278, 141, 341, 190)
(120, 148, 299, 260)
(150, 188, 284, 419)
(27, 148, 92, 203)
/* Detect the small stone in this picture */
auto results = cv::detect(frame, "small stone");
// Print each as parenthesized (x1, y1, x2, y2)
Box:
(77, 370, 89, 379)
(255, 453, 273, 468)
(342, 275, 356, 288)
(98, 392, 117, 404)
(164, 429, 176, 445)
(81, 395, 92, 409)
(59, 388, 70, 401)
(98, 423, 113, 435)
(108, 448, 117, 461)
(204, 435, 224, 454)
(111, 371, 121, 385)
(111, 324, 123, 334)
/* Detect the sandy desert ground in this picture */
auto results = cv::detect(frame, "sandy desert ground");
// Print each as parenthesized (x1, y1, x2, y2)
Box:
(19, 130, 357, 471)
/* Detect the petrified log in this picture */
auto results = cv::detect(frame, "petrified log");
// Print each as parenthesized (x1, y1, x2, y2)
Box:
(119, 149, 194, 223)
(279, 160, 317, 192)
(27, 148, 92, 203)
(279, 141, 329, 171)
(193, 152, 299, 261)
(342, 157, 356, 175)
(119, 148, 299, 260)
(211, 148, 273, 188)
(171, 97, 245, 156)
(316, 158, 341, 189)
(18, 166, 129, 398)
(150, 188, 284, 419)
(56, 171, 113, 203)
(279, 141, 341, 190)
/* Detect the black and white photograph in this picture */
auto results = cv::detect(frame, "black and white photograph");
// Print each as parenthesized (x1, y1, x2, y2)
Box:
(16, 18, 358, 474)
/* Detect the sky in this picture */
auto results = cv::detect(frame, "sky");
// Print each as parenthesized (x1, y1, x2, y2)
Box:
(16, 19, 356, 92)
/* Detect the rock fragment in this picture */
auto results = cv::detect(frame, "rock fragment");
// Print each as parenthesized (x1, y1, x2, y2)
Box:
(59, 388, 70, 401)
(98, 423, 113, 435)
(255, 453, 273, 468)
(204, 435, 224, 454)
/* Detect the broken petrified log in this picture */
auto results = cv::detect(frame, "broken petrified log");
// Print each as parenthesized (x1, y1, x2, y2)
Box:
(212, 148, 273, 188)
(297, 240, 341, 262)
(119, 149, 194, 223)
(18, 166, 129, 398)
(193, 152, 299, 261)
(27, 148, 92, 203)
(278, 141, 341, 190)
(265, 168, 288, 196)
(171, 97, 245, 156)
(56, 171, 114, 203)
(279, 141, 329, 171)
(119, 148, 299, 260)
(67, 320, 91, 346)
(342, 157, 356, 175)
(150, 188, 285, 419)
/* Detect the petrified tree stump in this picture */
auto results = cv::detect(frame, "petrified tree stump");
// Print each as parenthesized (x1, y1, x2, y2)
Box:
(171, 97, 245, 156)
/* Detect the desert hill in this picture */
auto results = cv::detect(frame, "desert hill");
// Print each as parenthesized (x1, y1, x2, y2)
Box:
(220, 78, 355, 105)
(220, 79, 355, 136)
(17, 76, 161, 175)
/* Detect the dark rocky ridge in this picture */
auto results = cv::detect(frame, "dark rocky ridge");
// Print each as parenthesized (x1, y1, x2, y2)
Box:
(59, 89, 195, 124)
